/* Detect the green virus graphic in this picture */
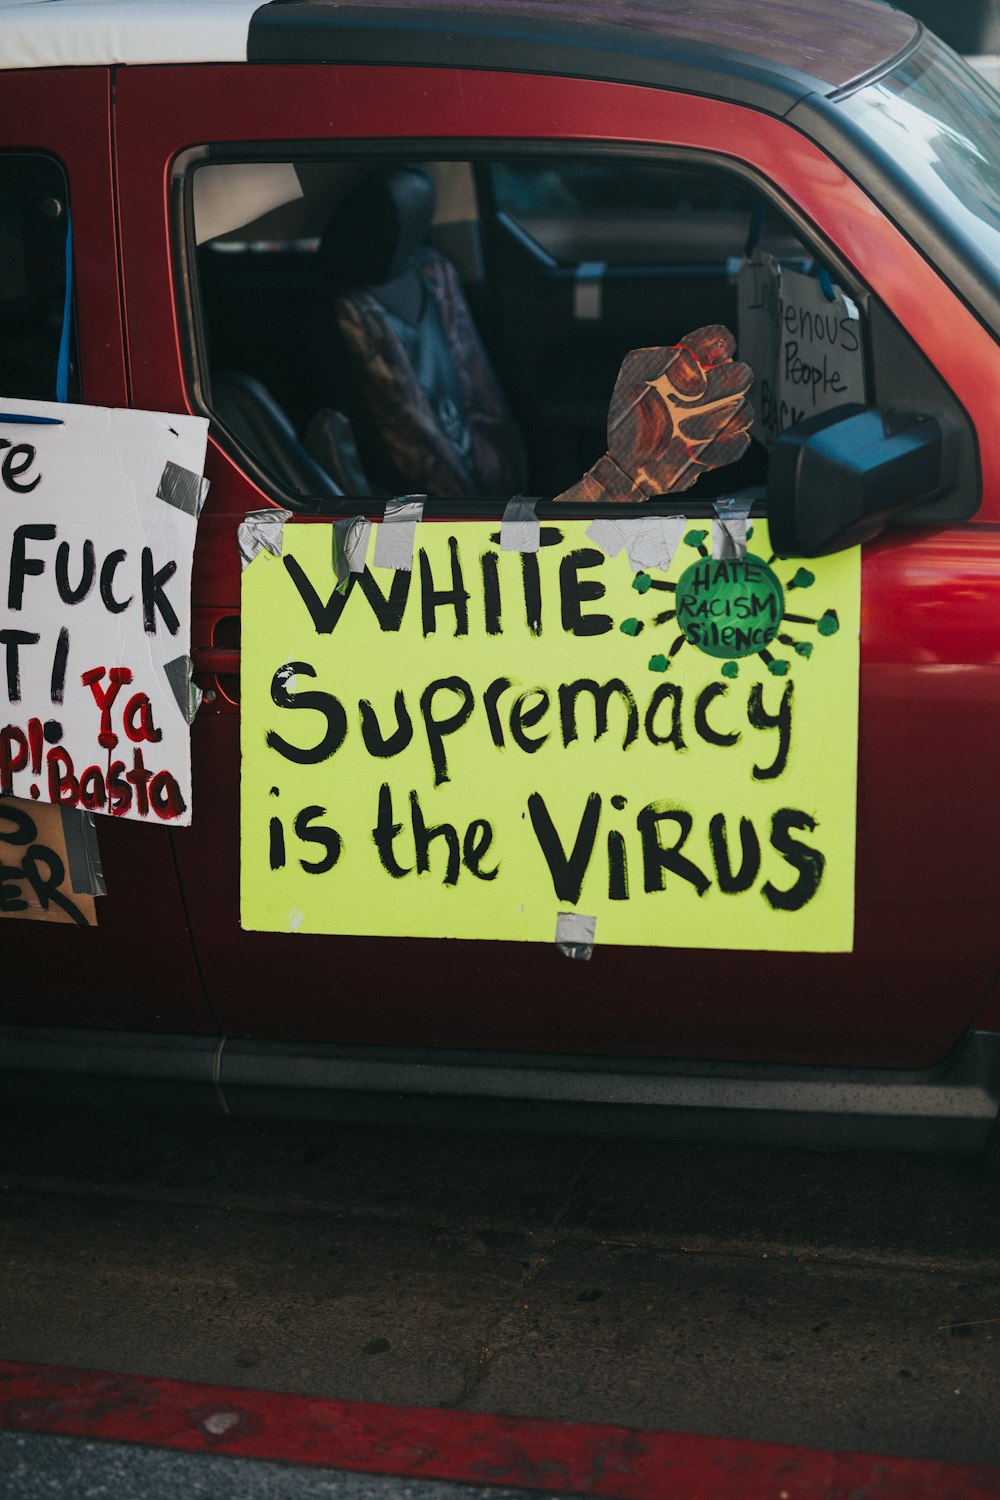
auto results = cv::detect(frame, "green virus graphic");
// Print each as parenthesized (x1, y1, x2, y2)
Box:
(675, 553, 784, 659)
(621, 529, 839, 677)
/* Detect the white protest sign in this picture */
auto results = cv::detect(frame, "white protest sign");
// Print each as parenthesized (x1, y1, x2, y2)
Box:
(0, 399, 208, 826)
(738, 249, 866, 444)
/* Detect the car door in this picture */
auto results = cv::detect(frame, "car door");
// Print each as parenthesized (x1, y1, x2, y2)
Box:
(1, 68, 214, 1033)
(113, 59, 1000, 1068)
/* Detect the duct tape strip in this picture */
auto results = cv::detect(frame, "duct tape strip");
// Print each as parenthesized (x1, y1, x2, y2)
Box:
(586, 515, 686, 574)
(500, 496, 540, 553)
(332, 515, 372, 592)
(60, 807, 106, 897)
(555, 911, 596, 961)
(712, 497, 753, 560)
(373, 496, 425, 572)
(586, 518, 630, 558)
(574, 260, 606, 321)
(157, 460, 210, 518)
(164, 654, 202, 725)
(238, 507, 293, 570)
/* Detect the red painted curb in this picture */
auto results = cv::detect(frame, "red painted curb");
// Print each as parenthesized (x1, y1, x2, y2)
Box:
(0, 1360, 998, 1499)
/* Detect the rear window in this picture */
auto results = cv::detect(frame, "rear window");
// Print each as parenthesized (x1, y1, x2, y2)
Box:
(0, 152, 76, 402)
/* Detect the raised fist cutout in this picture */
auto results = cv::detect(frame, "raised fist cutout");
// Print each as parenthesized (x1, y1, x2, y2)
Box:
(554, 324, 753, 505)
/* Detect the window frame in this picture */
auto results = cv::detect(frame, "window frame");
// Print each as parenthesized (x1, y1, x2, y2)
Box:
(171, 135, 978, 524)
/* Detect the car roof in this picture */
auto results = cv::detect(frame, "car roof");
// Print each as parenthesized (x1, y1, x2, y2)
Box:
(0, 1, 260, 68)
(0, 0, 920, 114)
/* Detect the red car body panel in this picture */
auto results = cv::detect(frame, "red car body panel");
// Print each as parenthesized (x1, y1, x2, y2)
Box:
(1, 68, 215, 1032)
(33, 62, 981, 1065)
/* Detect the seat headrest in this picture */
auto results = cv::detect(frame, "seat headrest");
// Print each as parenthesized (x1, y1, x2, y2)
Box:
(320, 165, 435, 289)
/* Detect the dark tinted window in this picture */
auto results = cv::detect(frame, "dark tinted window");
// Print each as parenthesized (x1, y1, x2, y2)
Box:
(490, 161, 805, 267)
(0, 153, 75, 401)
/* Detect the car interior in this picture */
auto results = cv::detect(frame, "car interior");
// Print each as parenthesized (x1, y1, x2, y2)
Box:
(0, 145, 975, 532)
(189, 153, 811, 510)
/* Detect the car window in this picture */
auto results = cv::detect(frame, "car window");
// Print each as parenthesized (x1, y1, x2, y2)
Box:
(180, 148, 975, 523)
(837, 34, 1000, 317)
(0, 153, 76, 402)
(878, 0, 999, 58)
(489, 160, 806, 268)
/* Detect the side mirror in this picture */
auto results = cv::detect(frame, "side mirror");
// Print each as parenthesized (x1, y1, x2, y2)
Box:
(767, 405, 956, 556)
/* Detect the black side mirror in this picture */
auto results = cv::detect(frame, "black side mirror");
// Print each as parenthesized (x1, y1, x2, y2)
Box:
(767, 404, 956, 556)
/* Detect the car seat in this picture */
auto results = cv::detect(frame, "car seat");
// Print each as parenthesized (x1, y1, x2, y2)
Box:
(316, 164, 527, 499)
(211, 369, 348, 506)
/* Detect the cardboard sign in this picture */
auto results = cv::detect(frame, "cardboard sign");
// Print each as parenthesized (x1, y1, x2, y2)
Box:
(241, 517, 860, 953)
(737, 250, 866, 444)
(0, 399, 208, 824)
(0, 796, 99, 925)
(555, 327, 753, 503)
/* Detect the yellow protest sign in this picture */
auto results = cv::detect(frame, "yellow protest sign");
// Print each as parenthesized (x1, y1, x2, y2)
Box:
(241, 517, 859, 952)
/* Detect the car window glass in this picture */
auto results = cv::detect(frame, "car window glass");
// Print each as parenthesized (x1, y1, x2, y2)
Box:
(189, 154, 811, 499)
(0, 153, 76, 402)
(183, 150, 973, 524)
(489, 160, 806, 268)
(838, 34, 1000, 307)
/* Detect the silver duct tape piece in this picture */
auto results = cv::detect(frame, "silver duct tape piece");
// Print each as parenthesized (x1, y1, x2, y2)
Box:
(238, 507, 293, 569)
(586, 518, 630, 558)
(373, 496, 425, 572)
(555, 911, 596, 961)
(500, 496, 540, 553)
(712, 497, 753, 560)
(574, 260, 606, 321)
(61, 807, 106, 897)
(714, 519, 748, 560)
(164, 654, 202, 725)
(333, 516, 372, 591)
(157, 460, 210, 518)
(586, 515, 686, 574)
(628, 515, 686, 573)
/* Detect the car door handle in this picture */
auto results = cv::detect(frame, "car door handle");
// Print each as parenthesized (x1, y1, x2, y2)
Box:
(192, 646, 241, 674)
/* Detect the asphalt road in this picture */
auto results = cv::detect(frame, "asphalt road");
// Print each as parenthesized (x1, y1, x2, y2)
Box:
(1, 1103, 999, 1468)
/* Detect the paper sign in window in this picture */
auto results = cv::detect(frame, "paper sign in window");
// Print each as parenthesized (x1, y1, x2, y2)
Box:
(737, 250, 866, 445)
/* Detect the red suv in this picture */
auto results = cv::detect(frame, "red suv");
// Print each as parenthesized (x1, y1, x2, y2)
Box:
(3, 0, 1000, 1154)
